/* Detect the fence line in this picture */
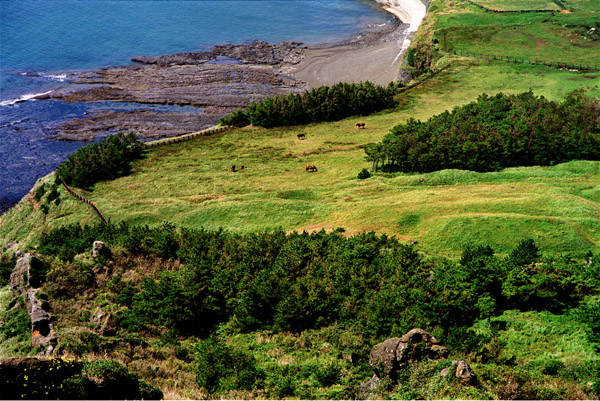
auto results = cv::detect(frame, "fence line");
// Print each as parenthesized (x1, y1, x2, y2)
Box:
(144, 125, 231, 149)
(464, 0, 563, 13)
(61, 181, 108, 225)
(453, 49, 600, 71)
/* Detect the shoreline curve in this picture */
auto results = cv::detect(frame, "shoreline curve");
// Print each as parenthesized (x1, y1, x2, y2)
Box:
(286, 0, 427, 88)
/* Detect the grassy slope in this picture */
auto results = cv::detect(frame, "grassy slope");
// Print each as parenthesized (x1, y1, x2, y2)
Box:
(2, 61, 598, 257)
(1, 1, 600, 398)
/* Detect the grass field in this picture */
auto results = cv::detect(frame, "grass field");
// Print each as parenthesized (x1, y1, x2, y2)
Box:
(435, 12, 600, 68)
(473, 0, 561, 11)
(2, 62, 598, 258)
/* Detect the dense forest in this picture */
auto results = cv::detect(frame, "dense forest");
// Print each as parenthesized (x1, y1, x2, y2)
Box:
(365, 91, 600, 173)
(28, 222, 599, 341)
(220, 82, 398, 128)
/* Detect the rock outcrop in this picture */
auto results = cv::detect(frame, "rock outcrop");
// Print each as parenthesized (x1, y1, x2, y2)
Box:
(440, 360, 479, 386)
(361, 328, 457, 399)
(91, 240, 111, 259)
(369, 328, 449, 380)
(9, 254, 57, 353)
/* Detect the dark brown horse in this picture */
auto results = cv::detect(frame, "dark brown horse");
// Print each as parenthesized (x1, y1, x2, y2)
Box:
(306, 165, 318, 172)
(356, 122, 366, 129)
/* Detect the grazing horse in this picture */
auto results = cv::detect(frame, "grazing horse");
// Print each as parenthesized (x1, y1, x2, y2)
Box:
(297, 133, 306, 140)
(356, 122, 366, 129)
(306, 165, 318, 172)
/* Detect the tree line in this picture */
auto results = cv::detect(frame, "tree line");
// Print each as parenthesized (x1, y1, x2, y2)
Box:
(55, 133, 144, 189)
(220, 82, 399, 128)
(37, 222, 599, 343)
(365, 90, 600, 173)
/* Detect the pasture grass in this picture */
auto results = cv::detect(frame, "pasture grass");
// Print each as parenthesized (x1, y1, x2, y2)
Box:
(1, 6, 599, 258)
(435, 12, 600, 68)
(472, 0, 561, 11)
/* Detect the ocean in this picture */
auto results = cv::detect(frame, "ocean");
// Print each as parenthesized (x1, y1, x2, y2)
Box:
(0, 0, 394, 214)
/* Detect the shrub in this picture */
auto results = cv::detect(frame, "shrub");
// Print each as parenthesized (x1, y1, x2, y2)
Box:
(313, 362, 341, 387)
(357, 168, 371, 179)
(541, 359, 565, 376)
(0, 251, 16, 286)
(55, 133, 144, 189)
(196, 338, 263, 393)
(367, 91, 600, 173)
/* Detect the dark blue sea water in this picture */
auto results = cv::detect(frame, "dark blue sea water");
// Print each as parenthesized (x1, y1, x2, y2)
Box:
(0, 0, 393, 214)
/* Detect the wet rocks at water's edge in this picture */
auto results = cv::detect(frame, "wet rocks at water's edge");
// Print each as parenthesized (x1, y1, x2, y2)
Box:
(131, 41, 306, 66)
(45, 41, 307, 141)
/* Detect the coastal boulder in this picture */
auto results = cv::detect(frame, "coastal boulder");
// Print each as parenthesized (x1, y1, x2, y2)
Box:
(28, 288, 57, 349)
(369, 328, 449, 379)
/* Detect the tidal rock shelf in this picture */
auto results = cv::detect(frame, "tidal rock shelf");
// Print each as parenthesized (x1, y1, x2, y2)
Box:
(44, 41, 306, 141)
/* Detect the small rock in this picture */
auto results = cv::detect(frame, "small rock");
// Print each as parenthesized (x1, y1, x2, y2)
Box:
(92, 241, 111, 259)
(440, 360, 479, 386)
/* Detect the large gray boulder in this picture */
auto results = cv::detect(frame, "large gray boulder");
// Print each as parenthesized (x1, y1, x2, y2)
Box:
(92, 240, 111, 259)
(361, 328, 450, 399)
(369, 328, 449, 380)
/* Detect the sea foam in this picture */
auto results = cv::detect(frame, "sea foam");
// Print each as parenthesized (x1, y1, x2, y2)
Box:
(0, 91, 53, 107)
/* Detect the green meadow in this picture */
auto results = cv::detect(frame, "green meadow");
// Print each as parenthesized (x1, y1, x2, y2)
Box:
(2, 62, 598, 257)
(1, 0, 599, 398)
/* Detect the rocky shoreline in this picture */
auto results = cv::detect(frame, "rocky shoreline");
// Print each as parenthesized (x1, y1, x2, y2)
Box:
(40, 3, 416, 142)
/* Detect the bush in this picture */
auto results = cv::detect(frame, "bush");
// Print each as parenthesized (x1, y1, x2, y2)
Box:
(357, 168, 371, 179)
(313, 362, 341, 387)
(541, 359, 565, 376)
(0, 251, 16, 286)
(196, 338, 263, 393)
(55, 133, 144, 189)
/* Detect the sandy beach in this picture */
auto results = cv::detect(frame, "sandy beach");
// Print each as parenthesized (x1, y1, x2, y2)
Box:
(287, 0, 427, 88)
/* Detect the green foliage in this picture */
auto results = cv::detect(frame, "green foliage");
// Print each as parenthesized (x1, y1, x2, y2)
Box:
(0, 251, 16, 286)
(55, 133, 144, 189)
(37, 223, 600, 342)
(357, 168, 371, 179)
(541, 359, 565, 376)
(313, 362, 341, 387)
(195, 337, 263, 393)
(219, 109, 250, 127)
(28, 256, 49, 287)
(33, 183, 47, 202)
(0, 297, 30, 339)
(367, 91, 600, 173)
(220, 82, 398, 128)
(509, 238, 540, 266)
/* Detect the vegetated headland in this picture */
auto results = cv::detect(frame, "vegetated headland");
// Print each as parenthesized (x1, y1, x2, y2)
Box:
(1, 0, 600, 399)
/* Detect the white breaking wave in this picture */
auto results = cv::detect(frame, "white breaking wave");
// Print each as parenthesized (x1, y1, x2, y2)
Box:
(42, 73, 67, 82)
(0, 91, 53, 107)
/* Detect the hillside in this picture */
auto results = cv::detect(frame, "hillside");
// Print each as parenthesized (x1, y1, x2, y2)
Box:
(1, 0, 599, 399)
